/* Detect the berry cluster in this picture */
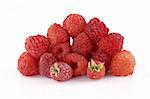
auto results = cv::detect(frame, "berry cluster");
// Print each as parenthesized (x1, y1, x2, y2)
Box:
(18, 14, 136, 81)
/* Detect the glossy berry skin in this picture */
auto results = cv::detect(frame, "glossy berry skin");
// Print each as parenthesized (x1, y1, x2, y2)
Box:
(85, 18, 109, 45)
(110, 50, 136, 76)
(98, 33, 124, 56)
(51, 42, 71, 61)
(87, 59, 105, 79)
(39, 53, 56, 78)
(50, 62, 73, 81)
(72, 32, 92, 57)
(63, 14, 86, 37)
(25, 35, 50, 59)
(47, 23, 69, 46)
(18, 52, 39, 76)
(63, 53, 88, 77)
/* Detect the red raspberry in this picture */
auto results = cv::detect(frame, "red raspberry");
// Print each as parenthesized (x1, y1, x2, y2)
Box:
(87, 59, 105, 79)
(18, 52, 39, 76)
(51, 42, 71, 61)
(98, 33, 124, 55)
(47, 23, 69, 46)
(63, 53, 88, 77)
(39, 53, 56, 78)
(84, 18, 109, 45)
(25, 35, 50, 59)
(63, 14, 86, 37)
(110, 50, 136, 76)
(72, 32, 92, 57)
(50, 62, 73, 81)
(91, 49, 111, 71)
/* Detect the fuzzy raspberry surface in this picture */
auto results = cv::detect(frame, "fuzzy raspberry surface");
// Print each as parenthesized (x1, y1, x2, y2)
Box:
(18, 52, 39, 76)
(63, 53, 88, 76)
(91, 49, 111, 71)
(63, 14, 86, 37)
(84, 18, 109, 45)
(110, 50, 136, 76)
(98, 33, 124, 56)
(72, 32, 92, 57)
(87, 60, 105, 79)
(39, 52, 56, 78)
(25, 35, 50, 59)
(52, 42, 71, 61)
(50, 62, 73, 81)
(47, 23, 69, 46)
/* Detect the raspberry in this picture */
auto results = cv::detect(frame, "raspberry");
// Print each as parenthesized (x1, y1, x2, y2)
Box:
(39, 53, 56, 78)
(25, 35, 50, 59)
(98, 33, 124, 56)
(63, 14, 86, 37)
(50, 62, 73, 81)
(110, 50, 136, 76)
(91, 49, 111, 71)
(51, 42, 71, 61)
(87, 59, 105, 79)
(47, 23, 69, 46)
(84, 18, 109, 45)
(63, 53, 88, 76)
(18, 52, 39, 76)
(72, 32, 92, 57)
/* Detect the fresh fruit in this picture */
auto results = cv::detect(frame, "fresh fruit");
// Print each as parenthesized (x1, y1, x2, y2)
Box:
(98, 33, 124, 56)
(39, 53, 56, 78)
(52, 42, 71, 61)
(18, 52, 39, 76)
(47, 23, 69, 46)
(18, 14, 136, 82)
(25, 35, 50, 59)
(50, 62, 73, 81)
(72, 32, 92, 57)
(63, 53, 88, 76)
(84, 18, 109, 45)
(87, 59, 105, 79)
(63, 14, 86, 37)
(110, 50, 136, 76)
(91, 49, 111, 71)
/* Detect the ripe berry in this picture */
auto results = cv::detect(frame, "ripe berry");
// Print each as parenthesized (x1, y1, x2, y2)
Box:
(85, 18, 109, 45)
(110, 50, 136, 76)
(47, 23, 69, 46)
(63, 53, 88, 76)
(72, 32, 92, 57)
(25, 35, 50, 59)
(91, 49, 111, 71)
(63, 14, 86, 37)
(87, 59, 105, 79)
(51, 42, 71, 61)
(98, 33, 124, 56)
(39, 53, 56, 78)
(50, 62, 73, 81)
(18, 52, 39, 76)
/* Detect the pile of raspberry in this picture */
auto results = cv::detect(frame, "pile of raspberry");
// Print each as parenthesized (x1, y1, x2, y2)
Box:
(18, 14, 136, 81)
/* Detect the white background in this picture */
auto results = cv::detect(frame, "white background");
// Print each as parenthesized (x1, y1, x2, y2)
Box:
(0, 0, 150, 99)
